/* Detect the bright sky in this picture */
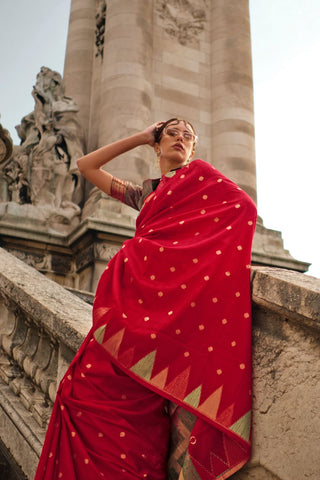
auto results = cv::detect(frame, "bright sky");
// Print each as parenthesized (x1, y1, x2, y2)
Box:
(250, 0, 320, 278)
(0, 0, 319, 278)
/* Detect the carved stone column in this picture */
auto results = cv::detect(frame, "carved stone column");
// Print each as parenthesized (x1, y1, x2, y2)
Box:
(210, 0, 257, 203)
(98, 0, 153, 184)
(63, 0, 96, 149)
(87, 0, 107, 154)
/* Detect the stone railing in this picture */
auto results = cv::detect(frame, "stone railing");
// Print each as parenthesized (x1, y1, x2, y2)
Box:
(0, 247, 319, 479)
(234, 267, 320, 480)
(0, 247, 91, 478)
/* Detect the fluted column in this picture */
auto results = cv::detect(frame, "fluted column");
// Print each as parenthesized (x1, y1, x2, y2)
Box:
(210, 0, 257, 203)
(63, 0, 96, 149)
(98, 0, 153, 184)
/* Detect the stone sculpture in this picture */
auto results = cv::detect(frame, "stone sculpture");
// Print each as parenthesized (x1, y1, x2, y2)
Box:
(0, 121, 13, 165)
(0, 67, 84, 231)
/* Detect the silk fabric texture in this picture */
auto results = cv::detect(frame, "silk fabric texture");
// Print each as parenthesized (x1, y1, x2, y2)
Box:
(35, 159, 257, 480)
(94, 160, 257, 478)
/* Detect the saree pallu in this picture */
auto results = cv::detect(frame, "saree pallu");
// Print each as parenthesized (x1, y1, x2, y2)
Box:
(35, 159, 257, 480)
(35, 329, 172, 480)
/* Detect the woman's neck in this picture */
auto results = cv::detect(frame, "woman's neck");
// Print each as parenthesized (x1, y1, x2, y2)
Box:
(160, 159, 187, 176)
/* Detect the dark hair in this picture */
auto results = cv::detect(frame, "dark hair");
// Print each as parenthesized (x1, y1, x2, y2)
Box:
(154, 117, 197, 144)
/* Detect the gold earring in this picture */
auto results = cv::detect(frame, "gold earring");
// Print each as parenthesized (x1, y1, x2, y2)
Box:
(154, 151, 161, 169)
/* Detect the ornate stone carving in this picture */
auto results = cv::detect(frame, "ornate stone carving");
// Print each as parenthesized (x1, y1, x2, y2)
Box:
(0, 299, 55, 429)
(76, 244, 94, 271)
(95, 0, 107, 58)
(94, 242, 120, 261)
(0, 122, 13, 165)
(155, 0, 207, 45)
(6, 249, 52, 271)
(74, 242, 120, 272)
(0, 67, 84, 231)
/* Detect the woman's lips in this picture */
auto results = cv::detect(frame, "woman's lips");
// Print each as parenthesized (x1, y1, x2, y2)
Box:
(173, 143, 184, 151)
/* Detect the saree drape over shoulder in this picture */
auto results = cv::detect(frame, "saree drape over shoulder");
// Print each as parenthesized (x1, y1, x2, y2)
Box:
(35, 159, 257, 480)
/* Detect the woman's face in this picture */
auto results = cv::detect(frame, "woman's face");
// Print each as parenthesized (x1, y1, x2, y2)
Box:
(155, 120, 196, 167)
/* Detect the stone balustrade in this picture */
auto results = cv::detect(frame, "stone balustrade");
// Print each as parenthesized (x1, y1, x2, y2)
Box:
(235, 267, 320, 480)
(0, 247, 91, 478)
(0, 247, 319, 479)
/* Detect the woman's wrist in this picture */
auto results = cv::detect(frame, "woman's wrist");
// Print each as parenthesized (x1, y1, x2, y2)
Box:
(132, 129, 154, 146)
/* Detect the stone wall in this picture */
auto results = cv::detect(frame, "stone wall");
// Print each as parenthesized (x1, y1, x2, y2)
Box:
(0, 248, 319, 479)
(232, 267, 320, 479)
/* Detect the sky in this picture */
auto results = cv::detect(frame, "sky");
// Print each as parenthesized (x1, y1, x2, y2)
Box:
(0, 0, 319, 278)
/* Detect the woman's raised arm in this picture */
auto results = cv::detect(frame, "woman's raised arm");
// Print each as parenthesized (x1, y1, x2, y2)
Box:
(76, 123, 162, 195)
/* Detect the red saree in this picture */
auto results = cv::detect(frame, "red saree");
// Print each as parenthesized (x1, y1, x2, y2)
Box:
(35, 159, 257, 480)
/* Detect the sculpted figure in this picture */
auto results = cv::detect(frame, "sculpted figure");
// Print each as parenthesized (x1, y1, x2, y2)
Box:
(0, 121, 14, 201)
(2, 67, 84, 215)
(16, 113, 39, 153)
(0, 121, 13, 165)
(4, 149, 30, 204)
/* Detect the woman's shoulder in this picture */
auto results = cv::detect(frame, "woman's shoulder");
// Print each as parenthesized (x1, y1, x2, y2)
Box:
(190, 158, 219, 177)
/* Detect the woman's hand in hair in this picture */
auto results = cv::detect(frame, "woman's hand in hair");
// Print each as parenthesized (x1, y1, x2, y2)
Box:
(143, 121, 165, 146)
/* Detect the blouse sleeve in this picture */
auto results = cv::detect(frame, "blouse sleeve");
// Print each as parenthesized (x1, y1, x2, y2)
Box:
(110, 176, 143, 212)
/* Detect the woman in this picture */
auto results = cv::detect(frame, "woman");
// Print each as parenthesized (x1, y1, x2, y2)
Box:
(35, 118, 257, 480)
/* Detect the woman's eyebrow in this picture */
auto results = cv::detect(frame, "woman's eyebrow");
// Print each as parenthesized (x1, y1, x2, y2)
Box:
(169, 127, 193, 133)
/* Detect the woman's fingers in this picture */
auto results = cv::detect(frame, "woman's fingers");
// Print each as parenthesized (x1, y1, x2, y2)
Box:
(144, 121, 165, 146)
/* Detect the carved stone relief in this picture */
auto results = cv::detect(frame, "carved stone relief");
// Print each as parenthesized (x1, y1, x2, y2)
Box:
(94, 243, 120, 261)
(95, 0, 107, 58)
(155, 0, 208, 45)
(5, 249, 52, 272)
(75, 244, 94, 271)
(74, 242, 120, 273)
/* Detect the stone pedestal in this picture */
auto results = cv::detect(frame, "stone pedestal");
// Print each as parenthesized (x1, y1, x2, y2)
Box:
(0, 214, 309, 299)
(0, 214, 134, 293)
(252, 222, 310, 272)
